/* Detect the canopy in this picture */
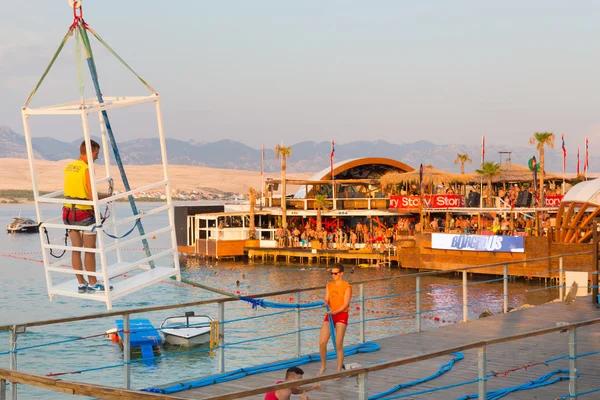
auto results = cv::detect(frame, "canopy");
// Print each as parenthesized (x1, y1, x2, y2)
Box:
(562, 178, 600, 205)
(488, 163, 562, 183)
(380, 166, 474, 187)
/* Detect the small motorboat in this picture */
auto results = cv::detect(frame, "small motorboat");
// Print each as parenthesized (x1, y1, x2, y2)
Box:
(160, 312, 213, 347)
(6, 217, 39, 233)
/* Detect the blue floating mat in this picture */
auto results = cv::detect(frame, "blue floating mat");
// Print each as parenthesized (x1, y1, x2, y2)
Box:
(115, 318, 161, 366)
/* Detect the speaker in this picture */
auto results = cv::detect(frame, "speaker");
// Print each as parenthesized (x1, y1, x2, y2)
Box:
(516, 191, 532, 207)
(468, 192, 481, 207)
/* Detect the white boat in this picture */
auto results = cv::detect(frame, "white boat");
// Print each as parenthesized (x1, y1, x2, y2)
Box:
(6, 217, 39, 233)
(160, 312, 213, 347)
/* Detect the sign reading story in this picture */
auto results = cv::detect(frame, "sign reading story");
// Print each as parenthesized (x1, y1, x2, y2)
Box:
(431, 233, 525, 253)
(544, 195, 563, 207)
(389, 195, 465, 209)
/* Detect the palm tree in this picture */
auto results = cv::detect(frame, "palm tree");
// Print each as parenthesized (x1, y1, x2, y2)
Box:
(476, 162, 501, 207)
(315, 194, 330, 232)
(275, 144, 292, 228)
(454, 153, 472, 174)
(530, 132, 555, 205)
(248, 187, 257, 239)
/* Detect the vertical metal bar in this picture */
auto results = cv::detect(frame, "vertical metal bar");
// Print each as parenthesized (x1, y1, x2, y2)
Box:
(569, 327, 577, 397)
(359, 284, 366, 343)
(155, 97, 181, 280)
(1, 378, 6, 400)
(295, 291, 301, 358)
(593, 219, 599, 305)
(357, 372, 368, 400)
(478, 345, 487, 400)
(462, 270, 468, 322)
(503, 264, 508, 313)
(123, 314, 131, 389)
(22, 112, 54, 301)
(9, 326, 16, 400)
(559, 256, 564, 301)
(218, 302, 225, 373)
(416, 276, 422, 332)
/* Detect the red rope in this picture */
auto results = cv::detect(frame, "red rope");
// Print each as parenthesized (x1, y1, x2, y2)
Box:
(492, 361, 548, 378)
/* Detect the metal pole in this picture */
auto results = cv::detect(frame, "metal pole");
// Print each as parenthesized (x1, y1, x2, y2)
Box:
(359, 284, 366, 343)
(8, 327, 16, 400)
(593, 219, 599, 305)
(123, 314, 131, 389)
(218, 302, 225, 373)
(295, 291, 301, 358)
(569, 327, 577, 398)
(462, 271, 468, 322)
(357, 372, 369, 400)
(503, 264, 508, 313)
(559, 256, 564, 301)
(1, 378, 6, 400)
(478, 345, 487, 400)
(416, 276, 422, 332)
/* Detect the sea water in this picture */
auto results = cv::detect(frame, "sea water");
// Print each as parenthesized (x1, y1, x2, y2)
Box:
(0, 204, 557, 399)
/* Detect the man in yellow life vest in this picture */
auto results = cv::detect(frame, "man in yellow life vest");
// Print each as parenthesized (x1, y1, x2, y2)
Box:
(63, 140, 111, 294)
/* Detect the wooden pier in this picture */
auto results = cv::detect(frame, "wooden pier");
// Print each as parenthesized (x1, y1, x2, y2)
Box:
(246, 247, 396, 266)
(166, 298, 600, 399)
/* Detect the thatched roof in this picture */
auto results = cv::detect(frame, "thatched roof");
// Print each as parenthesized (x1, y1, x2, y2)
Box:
(489, 162, 562, 183)
(380, 166, 474, 187)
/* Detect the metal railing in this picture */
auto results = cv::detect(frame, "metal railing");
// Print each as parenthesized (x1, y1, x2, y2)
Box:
(0, 250, 593, 399)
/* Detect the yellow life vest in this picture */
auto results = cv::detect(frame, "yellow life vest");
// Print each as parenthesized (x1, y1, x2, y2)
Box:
(63, 159, 93, 210)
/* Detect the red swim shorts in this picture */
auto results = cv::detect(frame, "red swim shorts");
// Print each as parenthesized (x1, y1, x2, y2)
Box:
(324, 311, 349, 325)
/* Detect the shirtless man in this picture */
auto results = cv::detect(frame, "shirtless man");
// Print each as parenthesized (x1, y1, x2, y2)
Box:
(264, 367, 320, 400)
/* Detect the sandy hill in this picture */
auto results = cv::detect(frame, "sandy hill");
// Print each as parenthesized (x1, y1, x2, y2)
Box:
(0, 159, 311, 195)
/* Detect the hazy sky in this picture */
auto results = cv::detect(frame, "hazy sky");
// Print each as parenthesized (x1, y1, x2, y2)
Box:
(1, 1, 600, 153)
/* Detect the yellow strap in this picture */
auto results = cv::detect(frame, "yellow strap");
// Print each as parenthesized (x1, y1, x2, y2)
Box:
(209, 320, 219, 357)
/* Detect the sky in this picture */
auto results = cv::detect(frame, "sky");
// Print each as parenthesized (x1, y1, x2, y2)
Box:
(1, 1, 600, 154)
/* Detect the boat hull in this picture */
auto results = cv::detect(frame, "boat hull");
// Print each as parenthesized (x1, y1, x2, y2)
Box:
(162, 331, 210, 347)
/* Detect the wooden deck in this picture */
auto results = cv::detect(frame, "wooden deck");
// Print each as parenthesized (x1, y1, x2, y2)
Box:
(164, 298, 600, 399)
(246, 247, 395, 266)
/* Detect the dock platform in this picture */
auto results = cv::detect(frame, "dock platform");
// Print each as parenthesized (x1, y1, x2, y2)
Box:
(246, 247, 396, 266)
(165, 298, 600, 399)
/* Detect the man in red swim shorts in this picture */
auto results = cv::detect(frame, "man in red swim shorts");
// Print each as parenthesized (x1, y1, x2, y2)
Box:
(318, 263, 352, 375)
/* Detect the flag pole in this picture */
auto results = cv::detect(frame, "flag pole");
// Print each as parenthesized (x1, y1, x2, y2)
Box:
(331, 139, 336, 210)
(561, 133, 566, 194)
(480, 134, 485, 208)
(260, 144, 264, 210)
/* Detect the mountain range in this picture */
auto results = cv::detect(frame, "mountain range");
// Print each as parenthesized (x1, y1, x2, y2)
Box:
(0, 124, 589, 174)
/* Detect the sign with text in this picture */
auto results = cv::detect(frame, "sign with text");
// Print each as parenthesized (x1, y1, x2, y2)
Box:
(389, 195, 465, 210)
(544, 195, 563, 207)
(431, 233, 525, 253)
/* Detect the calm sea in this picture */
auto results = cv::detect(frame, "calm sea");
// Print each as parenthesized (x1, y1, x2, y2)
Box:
(0, 203, 557, 398)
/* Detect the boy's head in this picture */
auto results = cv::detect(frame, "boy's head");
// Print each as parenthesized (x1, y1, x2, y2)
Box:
(285, 366, 304, 381)
(79, 140, 100, 162)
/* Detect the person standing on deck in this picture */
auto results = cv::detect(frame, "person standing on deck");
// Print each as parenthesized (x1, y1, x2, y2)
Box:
(264, 366, 320, 400)
(63, 140, 111, 293)
(318, 263, 352, 375)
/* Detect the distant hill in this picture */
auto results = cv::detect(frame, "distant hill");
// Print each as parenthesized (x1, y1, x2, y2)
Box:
(0, 124, 589, 174)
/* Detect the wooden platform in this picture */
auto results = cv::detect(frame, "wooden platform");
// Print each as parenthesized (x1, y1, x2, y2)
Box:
(164, 298, 600, 399)
(246, 247, 395, 266)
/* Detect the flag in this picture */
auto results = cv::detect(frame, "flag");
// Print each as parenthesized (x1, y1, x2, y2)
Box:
(261, 144, 264, 178)
(577, 147, 580, 175)
(419, 163, 423, 193)
(561, 134, 566, 171)
(481, 134, 485, 165)
(584, 137, 589, 173)
(330, 139, 335, 179)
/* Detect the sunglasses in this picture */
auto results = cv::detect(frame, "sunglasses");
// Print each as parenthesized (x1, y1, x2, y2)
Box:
(330, 271, 341, 275)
